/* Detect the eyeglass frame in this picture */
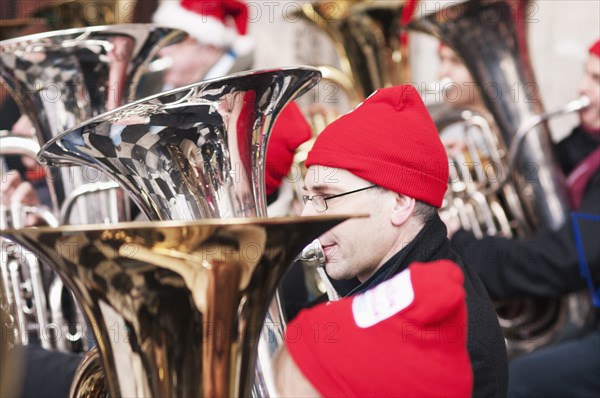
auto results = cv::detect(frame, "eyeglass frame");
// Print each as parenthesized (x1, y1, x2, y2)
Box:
(301, 185, 378, 213)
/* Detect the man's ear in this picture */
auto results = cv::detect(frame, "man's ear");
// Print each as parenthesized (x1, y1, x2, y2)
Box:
(390, 194, 415, 226)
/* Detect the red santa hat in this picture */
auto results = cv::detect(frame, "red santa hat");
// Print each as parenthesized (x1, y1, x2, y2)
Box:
(590, 39, 600, 58)
(265, 102, 312, 196)
(285, 260, 473, 397)
(153, 0, 254, 56)
(305, 85, 448, 207)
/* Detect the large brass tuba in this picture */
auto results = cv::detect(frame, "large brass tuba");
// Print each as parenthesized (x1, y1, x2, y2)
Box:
(1, 216, 351, 397)
(295, 0, 406, 100)
(36, 67, 322, 396)
(0, 24, 185, 352)
(410, 0, 592, 355)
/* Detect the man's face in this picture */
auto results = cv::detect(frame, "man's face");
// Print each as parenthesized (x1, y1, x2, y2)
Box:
(301, 166, 399, 282)
(438, 46, 482, 107)
(578, 54, 600, 131)
(157, 38, 225, 89)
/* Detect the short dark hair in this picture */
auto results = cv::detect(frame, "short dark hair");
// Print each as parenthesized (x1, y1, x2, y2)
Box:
(413, 200, 437, 224)
(373, 187, 437, 224)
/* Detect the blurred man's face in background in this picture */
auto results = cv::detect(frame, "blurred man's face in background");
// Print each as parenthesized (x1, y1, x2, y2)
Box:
(438, 45, 484, 108)
(158, 37, 225, 89)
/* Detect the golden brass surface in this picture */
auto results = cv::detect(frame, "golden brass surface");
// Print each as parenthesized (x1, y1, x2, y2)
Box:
(1, 215, 353, 397)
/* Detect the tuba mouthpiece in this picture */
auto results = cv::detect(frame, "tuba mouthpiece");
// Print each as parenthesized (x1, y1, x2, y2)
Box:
(298, 239, 326, 267)
(297, 239, 341, 301)
(565, 96, 591, 113)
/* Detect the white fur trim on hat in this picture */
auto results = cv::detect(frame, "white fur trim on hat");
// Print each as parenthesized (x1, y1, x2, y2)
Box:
(232, 34, 254, 57)
(153, 1, 238, 48)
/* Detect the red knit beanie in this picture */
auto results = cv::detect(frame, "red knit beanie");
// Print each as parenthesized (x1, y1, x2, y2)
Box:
(265, 102, 312, 195)
(285, 260, 473, 397)
(305, 85, 448, 207)
(590, 39, 600, 58)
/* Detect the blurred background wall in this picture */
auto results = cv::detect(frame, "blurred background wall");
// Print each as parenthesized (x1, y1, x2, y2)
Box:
(248, 0, 600, 141)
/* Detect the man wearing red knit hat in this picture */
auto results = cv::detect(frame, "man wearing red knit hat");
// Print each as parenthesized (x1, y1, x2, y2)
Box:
(448, 40, 600, 397)
(299, 84, 507, 397)
(153, 0, 254, 88)
(134, 0, 254, 97)
(275, 260, 473, 397)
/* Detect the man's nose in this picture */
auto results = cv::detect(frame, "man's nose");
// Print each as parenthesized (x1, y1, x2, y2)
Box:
(578, 74, 591, 97)
(301, 201, 318, 217)
(438, 62, 450, 80)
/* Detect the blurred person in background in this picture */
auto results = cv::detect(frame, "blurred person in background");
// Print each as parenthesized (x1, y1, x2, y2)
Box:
(446, 39, 600, 398)
(139, 0, 254, 96)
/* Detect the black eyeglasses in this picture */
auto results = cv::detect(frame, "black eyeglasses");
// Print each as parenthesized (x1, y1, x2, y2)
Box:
(302, 185, 378, 213)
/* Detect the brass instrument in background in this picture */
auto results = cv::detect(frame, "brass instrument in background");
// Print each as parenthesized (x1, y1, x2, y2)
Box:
(295, 0, 407, 99)
(32, 0, 136, 29)
(436, 96, 591, 239)
(430, 105, 532, 239)
(0, 131, 87, 352)
(411, 0, 568, 231)
(290, 0, 409, 174)
(1, 216, 351, 397)
(0, 24, 185, 353)
(0, 306, 22, 397)
(36, 67, 322, 396)
(410, 0, 593, 356)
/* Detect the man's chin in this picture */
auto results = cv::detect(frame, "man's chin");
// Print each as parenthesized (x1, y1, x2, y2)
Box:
(580, 112, 600, 132)
(324, 262, 347, 281)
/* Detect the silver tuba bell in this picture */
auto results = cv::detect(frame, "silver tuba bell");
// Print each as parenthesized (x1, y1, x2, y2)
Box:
(0, 24, 185, 352)
(0, 23, 186, 220)
(36, 66, 322, 396)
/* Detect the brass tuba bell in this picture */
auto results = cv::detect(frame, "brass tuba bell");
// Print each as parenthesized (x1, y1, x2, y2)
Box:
(294, 0, 407, 99)
(1, 216, 352, 397)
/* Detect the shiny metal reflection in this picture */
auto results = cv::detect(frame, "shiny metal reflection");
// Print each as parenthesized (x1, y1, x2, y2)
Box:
(0, 24, 186, 354)
(298, 239, 339, 301)
(294, 0, 407, 98)
(410, 0, 569, 231)
(410, 0, 593, 356)
(0, 24, 186, 215)
(38, 67, 322, 221)
(37, 66, 322, 396)
(1, 215, 351, 398)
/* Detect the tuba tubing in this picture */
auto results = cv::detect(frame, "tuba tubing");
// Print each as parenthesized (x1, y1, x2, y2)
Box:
(298, 239, 340, 301)
(504, 96, 590, 188)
